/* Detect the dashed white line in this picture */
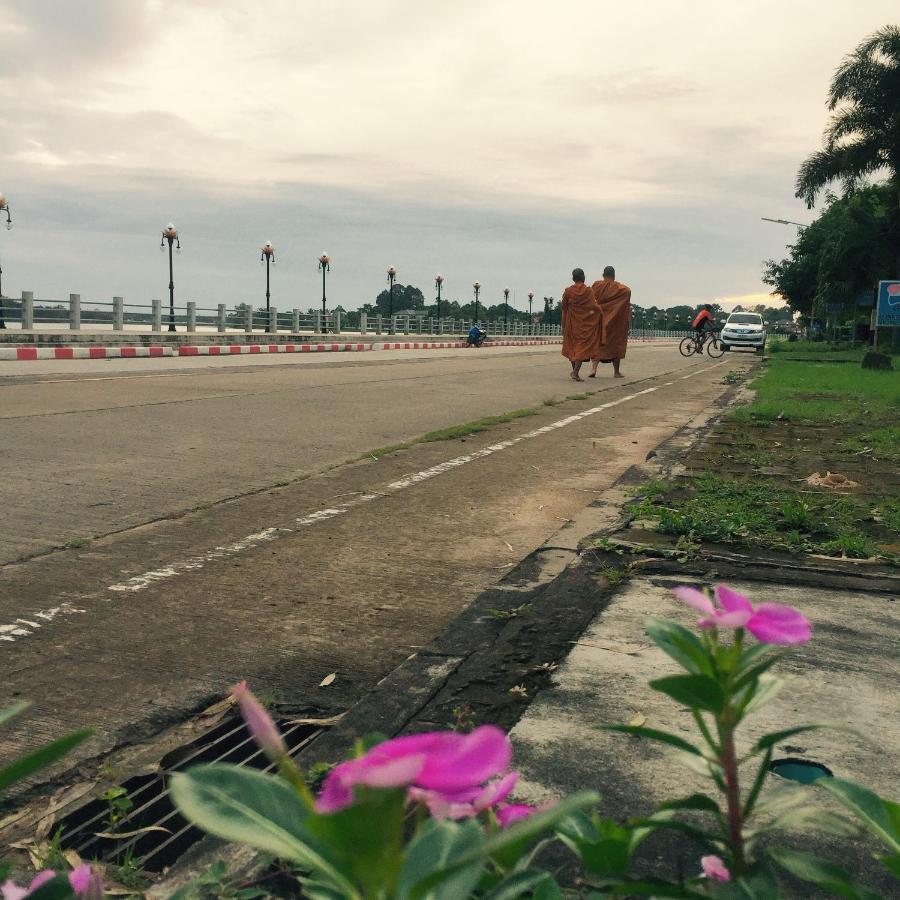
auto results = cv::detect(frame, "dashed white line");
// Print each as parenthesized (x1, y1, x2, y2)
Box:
(0, 602, 86, 641)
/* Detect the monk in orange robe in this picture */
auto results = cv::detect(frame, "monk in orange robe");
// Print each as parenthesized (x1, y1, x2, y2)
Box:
(590, 266, 631, 378)
(561, 268, 603, 381)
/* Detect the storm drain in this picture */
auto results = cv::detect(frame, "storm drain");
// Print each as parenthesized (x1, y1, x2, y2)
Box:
(57, 715, 326, 873)
(769, 757, 833, 785)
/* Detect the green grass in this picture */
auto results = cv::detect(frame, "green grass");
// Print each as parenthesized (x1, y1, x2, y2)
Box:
(731, 357, 899, 425)
(419, 407, 541, 442)
(632, 473, 881, 558)
(836, 426, 900, 462)
(768, 340, 868, 357)
(65, 537, 92, 550)
(877, 498, 900, 534)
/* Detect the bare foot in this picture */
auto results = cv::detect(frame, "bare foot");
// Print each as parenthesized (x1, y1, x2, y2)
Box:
(587, 372, 596, 378)
(614, 372, 625, 378)
(570, 372, 584, 382)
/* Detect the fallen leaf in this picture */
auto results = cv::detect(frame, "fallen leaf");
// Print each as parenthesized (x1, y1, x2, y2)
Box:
(286, 713, 345, 727)
(628, 712, 647, 728)
(63, 849, 83, 869)
(503, 541, 514, 552)
(197, 694, 237, 725)
(319, 673, 337, 687)
(94, 825, 171, 839)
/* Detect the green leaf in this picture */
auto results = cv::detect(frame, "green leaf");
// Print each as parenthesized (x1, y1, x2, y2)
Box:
(732, 652, 784, 692)
(24, 876, 75, 900)
(769, 847, 882, 900)
(482, 870, 562, 899)
(0, 728, 92, 793)
(169, 765, 358, 898)
(819, 777, 900, 853)
(398, 818, 485, 900)
(600, 725, 704, 756)
(0, 701, 30, 727)
(740, 673, 784, 716)
(750, 725, 826, 753)
(645, 618, 713, 675)
(649, 674, 725, 713)
(656, 793, 721, 814)
(631, 816, 722, 852)
(879, 853, 900, 878)
(741, 749, 773, 821)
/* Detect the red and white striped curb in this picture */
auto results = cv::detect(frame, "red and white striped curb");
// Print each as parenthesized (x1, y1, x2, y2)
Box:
(0, 339, 562, 361)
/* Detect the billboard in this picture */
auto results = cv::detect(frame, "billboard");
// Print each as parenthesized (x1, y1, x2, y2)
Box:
(876, 281, 900, 327)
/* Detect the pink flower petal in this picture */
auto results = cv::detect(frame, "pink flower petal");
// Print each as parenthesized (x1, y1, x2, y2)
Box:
(417, 726, 511, 792)
(700, 609, 752, 629)
(357, 754, 427, 789)
(496, 803, 536, 827)
(26, 872, 55, 893)
(701, 855, 731, 882)
(747, 603, 812, 645)
(715, 585, 753, 615)
(473, 772, 519, 812)
(1, 881, 28, 900)
(231, 682, 287, 761)
(672, 586, 715, 615)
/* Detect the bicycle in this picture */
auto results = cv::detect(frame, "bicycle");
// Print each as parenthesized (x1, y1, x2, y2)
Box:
(679, 330, 725, 358)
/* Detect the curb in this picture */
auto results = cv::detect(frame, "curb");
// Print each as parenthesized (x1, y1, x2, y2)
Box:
(0, 339, 561, 361)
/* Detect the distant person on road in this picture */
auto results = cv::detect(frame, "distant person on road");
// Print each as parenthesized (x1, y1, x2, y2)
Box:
(589, 266, 631, 378)
(692, 304, 715, 335)
(467, 324, 486, 347)
(561, 268, 603, 382)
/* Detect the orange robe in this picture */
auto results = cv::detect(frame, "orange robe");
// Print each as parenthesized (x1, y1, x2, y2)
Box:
(591, 279, 631, 360)
(561, 283, 603, 362)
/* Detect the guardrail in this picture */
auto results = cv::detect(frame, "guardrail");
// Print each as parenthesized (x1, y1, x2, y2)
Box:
(0, 293, 570, 336)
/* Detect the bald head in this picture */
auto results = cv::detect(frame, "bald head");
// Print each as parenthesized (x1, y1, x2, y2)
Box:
(572, 268, 585, 283)
(603, 266, 616, 279)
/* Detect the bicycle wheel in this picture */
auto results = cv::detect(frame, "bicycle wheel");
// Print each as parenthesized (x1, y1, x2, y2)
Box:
(679, 336, 697, 357)
(706, 335, 725, 358)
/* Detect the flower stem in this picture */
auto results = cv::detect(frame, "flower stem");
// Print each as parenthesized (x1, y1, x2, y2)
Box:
(720, 726, 745, 873)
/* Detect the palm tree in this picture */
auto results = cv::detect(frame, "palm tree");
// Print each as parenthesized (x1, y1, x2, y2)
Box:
(795, 25, 900, 274)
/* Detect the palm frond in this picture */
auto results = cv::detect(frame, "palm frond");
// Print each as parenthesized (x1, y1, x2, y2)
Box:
(829, 25, 900, 110)
(795, 137, 888, 207)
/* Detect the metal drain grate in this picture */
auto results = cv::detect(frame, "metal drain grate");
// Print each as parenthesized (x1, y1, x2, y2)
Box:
(57, 716, 324, 873)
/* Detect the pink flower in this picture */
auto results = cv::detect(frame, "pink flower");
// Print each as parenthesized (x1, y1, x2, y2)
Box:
(1, 871, 54, 900)
(69, 864, 103, 899)
(232, 682, 287, 762)
(316, 726, 511, 814)
(701, 855, 731, 882)
(673, 585, 811, 644)
(409, 772, 519, 819)
(496, 803, 537, 827)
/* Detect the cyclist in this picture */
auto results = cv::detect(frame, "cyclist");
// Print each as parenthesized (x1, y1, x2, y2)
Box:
(467, 324, 486, 348)
(691, 304, 716, 348)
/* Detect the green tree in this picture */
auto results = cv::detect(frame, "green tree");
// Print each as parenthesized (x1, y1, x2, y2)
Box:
(795, 25, 900, 275)
(373, 284, 425, 315)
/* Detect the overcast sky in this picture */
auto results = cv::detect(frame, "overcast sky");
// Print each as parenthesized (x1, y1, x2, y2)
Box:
(1, 0, 897, 313)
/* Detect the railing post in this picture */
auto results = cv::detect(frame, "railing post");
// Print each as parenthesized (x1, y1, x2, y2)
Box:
(359, 312, 368, 335)
(245, 304, 253, 333)
(315, 311, 323, 334)
(152, 298, 162, 332)
(217, 303, 227, 332)
(292, 309, 300, 333)
(416, 314, 424, 334)
(113, 296, 124, 331)
(22, 291, 33, 329)
(333, 310, 341, 333)
(375, 314, 383, 335)
(268, 306, 277, 334)
(69, 293, 81, 330)
(405, 315, 411, 335)
(187, 301, 197, 332)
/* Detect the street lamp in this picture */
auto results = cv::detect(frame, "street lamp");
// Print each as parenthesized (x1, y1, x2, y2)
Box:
(435, 274, 443, 320)
(0, 192, 11, 330)
(473, 281, 481, 324)
(761, 217, 808, 230)
(527, 291, 534, 334)
(503, 286, 510, 326)
(318, 252, 330, 333)
(261, 241, 275, 332)
(159, 222, 181, 332)
(387, 266, 397, 328)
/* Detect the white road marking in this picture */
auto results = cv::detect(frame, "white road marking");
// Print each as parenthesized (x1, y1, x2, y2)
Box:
(105, 385, 664, 596)
(0, 602, 86, 641)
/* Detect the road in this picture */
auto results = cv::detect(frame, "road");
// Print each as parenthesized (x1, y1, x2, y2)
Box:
(0, 343, 750, 777)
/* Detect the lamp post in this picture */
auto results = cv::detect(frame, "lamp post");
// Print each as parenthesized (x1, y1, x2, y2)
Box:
(261, 241, 275, 332)
(435, 274, 443, 321)
(318, 252, 330, 332)
(160, 222, 180, 332)
(527, 291, 534, 335)
(0, 192, 11, 329)
(503, 286, 510, 327)
(387, 266, 397, 330)
(473, 281, 481, 324)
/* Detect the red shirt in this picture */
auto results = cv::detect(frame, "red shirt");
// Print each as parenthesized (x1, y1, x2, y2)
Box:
(692, 309, 714, 329)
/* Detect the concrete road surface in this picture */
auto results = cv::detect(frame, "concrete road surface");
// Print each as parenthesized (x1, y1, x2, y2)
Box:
(0, 343, 752, 777)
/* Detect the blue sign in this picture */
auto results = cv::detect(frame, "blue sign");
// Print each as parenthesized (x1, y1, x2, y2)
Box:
(855, 288, 874, 308)
(876, 281, 900, 327)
